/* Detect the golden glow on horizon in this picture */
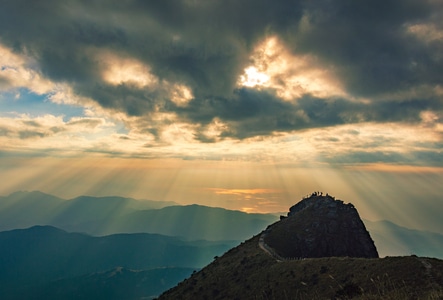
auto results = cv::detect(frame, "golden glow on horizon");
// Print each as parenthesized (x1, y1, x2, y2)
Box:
(1, 155, 443, 233)
(208, 188, 282, 195)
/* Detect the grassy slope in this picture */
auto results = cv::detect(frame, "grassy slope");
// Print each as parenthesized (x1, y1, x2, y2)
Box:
(158, 235, 443, 300)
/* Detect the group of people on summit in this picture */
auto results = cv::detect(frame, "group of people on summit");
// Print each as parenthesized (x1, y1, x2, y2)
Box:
(305, 191, 335, 200)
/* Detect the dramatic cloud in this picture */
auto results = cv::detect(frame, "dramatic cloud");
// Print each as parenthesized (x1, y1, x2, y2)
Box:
(0, 0, 442, 166)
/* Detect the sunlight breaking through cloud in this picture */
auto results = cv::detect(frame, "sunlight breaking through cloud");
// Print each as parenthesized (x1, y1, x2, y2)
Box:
(238, 36, 347, 99)
(0, 0, 442, 235)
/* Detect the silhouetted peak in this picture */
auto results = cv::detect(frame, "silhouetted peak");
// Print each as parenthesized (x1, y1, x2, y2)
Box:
(287, 192, 349, 217)
(264, 192, 378, 259)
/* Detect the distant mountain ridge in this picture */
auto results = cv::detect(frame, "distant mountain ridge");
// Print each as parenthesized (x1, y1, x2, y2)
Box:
(1, 191, 443, 258)
(2, 191, 443, 299)
(0, 191, 277, 241)
(0, 225, 237, 299)
(363, 219, 443, 259)
(0, 191, 177, 231)
(0, 225, 235, 285)
(13, 267, 195, 300)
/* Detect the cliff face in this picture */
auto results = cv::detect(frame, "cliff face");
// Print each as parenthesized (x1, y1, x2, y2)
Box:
(264, 194, 378, 259)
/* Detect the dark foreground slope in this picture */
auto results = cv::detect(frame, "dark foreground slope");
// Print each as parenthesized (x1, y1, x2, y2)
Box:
(159, 195, 443, 299)
(158, 235, 443, 300)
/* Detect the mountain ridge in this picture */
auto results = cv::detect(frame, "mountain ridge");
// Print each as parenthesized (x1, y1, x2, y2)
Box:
(1, 191, 443, 258)
(158, 194, 443, 299)
(0, 225, 237, 286)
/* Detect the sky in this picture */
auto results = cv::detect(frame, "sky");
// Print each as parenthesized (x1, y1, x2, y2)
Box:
(0, 0, 443, 233)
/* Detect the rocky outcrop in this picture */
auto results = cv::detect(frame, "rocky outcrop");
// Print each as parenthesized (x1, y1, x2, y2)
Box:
(264, 194, 378, 259)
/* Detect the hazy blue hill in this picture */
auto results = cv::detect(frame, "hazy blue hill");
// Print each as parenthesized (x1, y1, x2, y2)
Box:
(66, 195, 177, 211)
(109, 204, 278, 241)
(0, 191, 279, 240)
(364, 219, 443, 259)
(0, 191, 177, 232)
(50, 196, 142, 230)
(0, 226, 236, 287)
(2, 191, 443, 259)
(0, 191, 65, 230)
(0, 191, 63, 209)
(52, 195, 179, 234)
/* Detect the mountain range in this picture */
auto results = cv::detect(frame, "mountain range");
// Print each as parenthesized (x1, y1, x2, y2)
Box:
(0, 191, 276, 240)
(1, 191, 442, 258)
(0, 225, 236, 300)
(1, 190, 443, 299)
(364, 219, 443, 259)
(13, 267, 193, 300)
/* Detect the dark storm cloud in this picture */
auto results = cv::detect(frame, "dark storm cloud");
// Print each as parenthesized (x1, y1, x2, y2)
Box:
(286, 0, 440, 96)
(180, 88, 441, 140)
(0, 0, 442, 140)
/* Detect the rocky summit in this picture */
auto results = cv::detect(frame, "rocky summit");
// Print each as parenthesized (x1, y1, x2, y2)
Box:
(158, 194, 443, 300)
(264, 193, 378, 259)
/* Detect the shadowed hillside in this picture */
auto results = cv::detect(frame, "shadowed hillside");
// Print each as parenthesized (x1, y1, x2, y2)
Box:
(6, 267, 193, 300)
(0, 226, 237, 299)
(158, 194, 443, 299)
(159, 234, 443, 299)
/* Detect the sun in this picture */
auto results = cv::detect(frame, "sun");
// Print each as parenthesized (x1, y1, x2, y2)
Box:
(239, 66, 270, 87)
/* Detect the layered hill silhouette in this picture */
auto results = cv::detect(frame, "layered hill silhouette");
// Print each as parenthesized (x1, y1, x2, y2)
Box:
(364, 219, 443, 259)
(0, 191, 175, 231)
(1, 191, 443, 257)
(159, 194, 443, 299)
(0, 191, 276, 241)
(2, 191, 443, 299)
(0, 226, 236, 300)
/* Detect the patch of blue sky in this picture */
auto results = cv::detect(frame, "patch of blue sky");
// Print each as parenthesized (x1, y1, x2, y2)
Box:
(114, 121, 129, 135)
(0, 88, 84, 121)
